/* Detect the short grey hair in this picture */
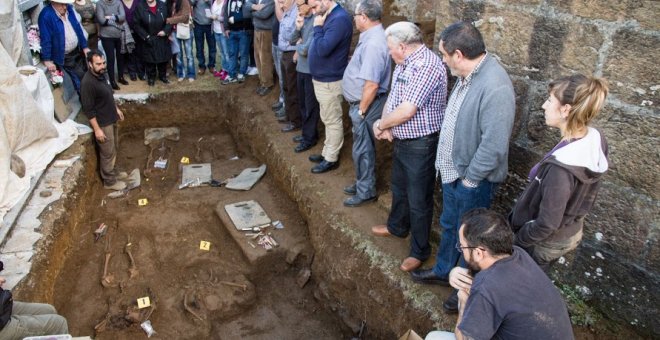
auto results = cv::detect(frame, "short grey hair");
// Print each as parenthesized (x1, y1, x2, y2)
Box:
(355, 0, 382, 21)
(385, 21, 423, 45)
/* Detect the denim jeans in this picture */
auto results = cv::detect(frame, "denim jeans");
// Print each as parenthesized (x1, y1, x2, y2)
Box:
(193, 23, 216, 70)
(214, 32, 230, 71)
(387, 133, 439, 260)
(176, 36, 195, 79)
(227, 30, 250, 78)
(432, 178, 498, 278)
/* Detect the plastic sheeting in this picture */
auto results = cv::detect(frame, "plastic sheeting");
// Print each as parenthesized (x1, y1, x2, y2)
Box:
(0, 26, 79, 224)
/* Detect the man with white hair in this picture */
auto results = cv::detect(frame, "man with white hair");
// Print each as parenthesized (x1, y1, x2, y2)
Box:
(38, 0, 91, 92)
(340, 0, 391, 207)
(371, 21, 447, 272)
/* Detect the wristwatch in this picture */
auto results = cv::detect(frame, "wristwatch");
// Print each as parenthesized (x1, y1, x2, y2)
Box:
(358, 109, 364, 118)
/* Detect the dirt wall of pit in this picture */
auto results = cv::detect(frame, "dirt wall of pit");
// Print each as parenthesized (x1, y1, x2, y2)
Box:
(369, 0, 660, 335)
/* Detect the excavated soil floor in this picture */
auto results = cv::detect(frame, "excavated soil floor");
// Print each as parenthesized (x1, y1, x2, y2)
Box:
(52, 124, 351, 339)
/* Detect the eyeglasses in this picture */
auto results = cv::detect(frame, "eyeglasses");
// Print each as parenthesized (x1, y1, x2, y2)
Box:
(455, 242, 482, 253)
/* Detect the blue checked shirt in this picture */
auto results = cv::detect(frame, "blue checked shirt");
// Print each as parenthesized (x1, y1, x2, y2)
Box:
(386, 45, 447, 140)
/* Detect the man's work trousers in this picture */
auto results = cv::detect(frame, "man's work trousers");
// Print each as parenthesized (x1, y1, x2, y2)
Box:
(313, 79, 344, 162)
(272, 43, 284, 105)
(0, 302, 68, 339)
(254, 29, 274, 88)
(96, 124, 119, 186)
(348, 94, 387, 200)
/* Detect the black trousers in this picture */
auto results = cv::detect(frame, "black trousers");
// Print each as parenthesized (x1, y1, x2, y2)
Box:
(145, 62, 167, 81)
(280, 51, 300, 126)
(297, 72, 319, 144)
(61, 49, 87, 93)
(100, 37, 124, 83)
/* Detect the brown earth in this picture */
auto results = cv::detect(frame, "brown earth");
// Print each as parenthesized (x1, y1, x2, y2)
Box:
(51, 122, 351, 339)
(11, 50, 643, 339)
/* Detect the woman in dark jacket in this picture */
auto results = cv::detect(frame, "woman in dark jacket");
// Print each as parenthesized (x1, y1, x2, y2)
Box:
(132, 0, 172, 85)
(509, 74, 609, 272)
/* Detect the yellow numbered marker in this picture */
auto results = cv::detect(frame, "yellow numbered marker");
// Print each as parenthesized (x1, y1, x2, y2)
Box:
(137, 297, 151, 309)
(180, 157, 190, 164)
(199, 241, 211, 251)
(138, 198, 148, 206)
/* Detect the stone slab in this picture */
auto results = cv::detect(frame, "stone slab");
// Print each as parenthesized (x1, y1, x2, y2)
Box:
(225, 164, 266, 191)
(181, 163, 212, 185)
(223, 200, 271, 231)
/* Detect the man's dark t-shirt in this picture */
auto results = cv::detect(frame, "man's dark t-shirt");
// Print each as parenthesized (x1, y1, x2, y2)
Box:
(459, 246, 574, 340)
(80, 70, 117, 127)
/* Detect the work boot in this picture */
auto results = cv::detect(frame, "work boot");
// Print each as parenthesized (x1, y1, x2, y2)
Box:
(104, 181, 126, 191)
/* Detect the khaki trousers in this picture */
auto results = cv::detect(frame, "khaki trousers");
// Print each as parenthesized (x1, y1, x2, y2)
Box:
(254, 30, 274, 88)
(0, 302, 68, 339)
(313, 79, 344, 162)
(97, 124, 119, 186)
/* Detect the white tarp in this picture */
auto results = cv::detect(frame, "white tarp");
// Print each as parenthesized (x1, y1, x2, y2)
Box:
(0, 13, 79, 224)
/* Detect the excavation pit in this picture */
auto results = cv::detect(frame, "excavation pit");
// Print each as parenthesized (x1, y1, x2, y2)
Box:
(6, 86, 642, 340)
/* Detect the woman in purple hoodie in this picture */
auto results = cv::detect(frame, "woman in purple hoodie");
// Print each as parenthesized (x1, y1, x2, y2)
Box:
(509, 74, 609, 272)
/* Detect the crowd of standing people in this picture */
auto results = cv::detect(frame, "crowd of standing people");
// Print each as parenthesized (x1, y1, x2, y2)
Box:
(35, 0, 612, 338)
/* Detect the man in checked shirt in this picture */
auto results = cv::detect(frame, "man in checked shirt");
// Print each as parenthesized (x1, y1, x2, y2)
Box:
(411, 21, 516, 315)
(371, 21, 447, 272)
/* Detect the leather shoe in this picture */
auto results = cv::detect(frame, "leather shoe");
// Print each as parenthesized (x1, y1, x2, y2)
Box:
(160, 77, 170, 84)
(311, 160, 338, 174)
(400, 257, 422, 272)
(147, 79, 155, 86)
(294, 142, 315, 153)
(343, 184, 356, 195)
(281, 123, 300, 133)
(292, 135, 303, 143)
(410, 269, 450, 286)
(343, 195, 377, 207)
(111, 81, 120, 90)
(277, 115, 288, 123)
(371, 225, 391, 237)
(129, 74, 138, 81)
(443, 290, 459, 314)
(118, 77, 129, 85)
(308, 154, 323, 163)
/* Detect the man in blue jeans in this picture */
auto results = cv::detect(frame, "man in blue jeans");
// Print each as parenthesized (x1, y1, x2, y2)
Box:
(370, 22, 447, 272)
(222, 0, 253, 84)
(191, 0, 216, 75)
(410, 21, 516, 314)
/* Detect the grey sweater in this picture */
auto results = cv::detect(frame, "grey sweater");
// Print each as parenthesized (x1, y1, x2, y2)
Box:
(290, 15, 313, 74)
(244, 0, 274, 31)
(96, 0, 126, 39)
(190, 0, 213, 25)
(452, 54, 516, 183)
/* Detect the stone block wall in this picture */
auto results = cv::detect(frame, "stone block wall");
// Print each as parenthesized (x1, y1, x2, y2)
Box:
(384, 0, 659, 336)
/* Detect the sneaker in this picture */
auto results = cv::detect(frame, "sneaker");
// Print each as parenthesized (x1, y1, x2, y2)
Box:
(178, 78, 184, 82)
(222, 76, 238, 85)
(116, 171, 129, 180)
(188, 78, 195, 83)
(213, 71, 223, 78)
(104, 181, 126, 191)
(237, 74, 245, 83)
(220, 70, 228, 80)
(247, 66, 259, 76)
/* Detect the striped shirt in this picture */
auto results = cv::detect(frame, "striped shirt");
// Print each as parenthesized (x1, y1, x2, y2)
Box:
(387, 45, 447, 140)
(57, 9, 79, 53)
(435, 52, 488, 183)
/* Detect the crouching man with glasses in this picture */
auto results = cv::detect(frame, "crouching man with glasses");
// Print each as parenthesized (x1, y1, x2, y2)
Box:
(425, 208, 573, 340)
